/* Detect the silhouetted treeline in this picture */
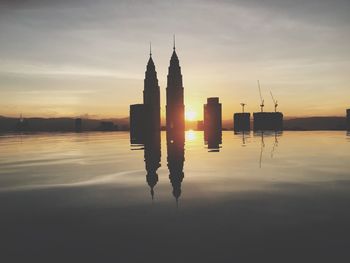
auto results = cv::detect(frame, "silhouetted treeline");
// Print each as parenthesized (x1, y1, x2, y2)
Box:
(0, 116, 348, 132)
(283, 117, 347, 130)
(0, 116, 129, 132)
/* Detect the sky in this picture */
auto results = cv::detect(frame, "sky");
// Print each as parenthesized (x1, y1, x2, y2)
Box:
(0, 0, 349, 120)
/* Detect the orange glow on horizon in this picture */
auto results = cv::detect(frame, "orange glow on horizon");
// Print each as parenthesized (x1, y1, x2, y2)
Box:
(185, 110, 197, 121)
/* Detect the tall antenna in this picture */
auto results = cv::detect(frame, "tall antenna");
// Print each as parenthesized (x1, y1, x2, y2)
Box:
(240, 103, 246, 113)
(173, 34, 176, 51)
(257, 80, 264, 112)
(149, 42, 152, 57)
(270, 90, 278, 112)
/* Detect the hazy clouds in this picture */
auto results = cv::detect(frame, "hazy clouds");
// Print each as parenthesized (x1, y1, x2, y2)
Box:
(0, 0, 349, 118)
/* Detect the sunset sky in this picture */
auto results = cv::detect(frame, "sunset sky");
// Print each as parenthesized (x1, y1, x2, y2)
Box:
(1, 0, 349, 120)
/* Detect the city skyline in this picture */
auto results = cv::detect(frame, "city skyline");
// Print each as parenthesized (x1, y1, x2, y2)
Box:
(1, 0, 350, 120)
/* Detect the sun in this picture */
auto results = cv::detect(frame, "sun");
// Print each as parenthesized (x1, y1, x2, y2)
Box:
(185, 110, 197, 121)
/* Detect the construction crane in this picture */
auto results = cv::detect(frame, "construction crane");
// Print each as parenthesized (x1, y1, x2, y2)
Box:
(240, 103, 246, 113)
(270, 90, 278, 112)
(257, 80, 264, 112)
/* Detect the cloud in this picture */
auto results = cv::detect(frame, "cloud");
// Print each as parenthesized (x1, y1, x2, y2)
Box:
(0, 0, 349, 117)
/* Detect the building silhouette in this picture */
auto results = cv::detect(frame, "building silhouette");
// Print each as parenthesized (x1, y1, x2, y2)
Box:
(253, 112, 283, 131)
(164, 38, 186, 206)
(204, 97, 222, 151)
(166, 39, 185, 133)
(347, 109, 350, 131)
(130, 47, 161, 144)
(204, 97, 222, 132)
(143, 45, 160, 131)
(234, 113, 250, 131)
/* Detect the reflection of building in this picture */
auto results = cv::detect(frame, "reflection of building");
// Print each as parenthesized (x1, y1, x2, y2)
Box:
(347, 109, 350, 131)
(234, 113, 250, 131)
(144, 132, 161, 200)
(166, 41, 184, 133)
(254, 131, 283, 167)
(253, 112, 283, 131)
(234, 131, 249, 146)
(205, 131, 222, 152)
(204, 98, 222, 151)
(130, 104, 148, 144)
(167, 129, 185, 205)
(143, 48, 160, 131)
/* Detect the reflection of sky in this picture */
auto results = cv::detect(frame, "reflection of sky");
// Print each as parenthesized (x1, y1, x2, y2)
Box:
(1, 131, 349, 197)
(1, 131, 350, 261)
(1, 0, 350, 118)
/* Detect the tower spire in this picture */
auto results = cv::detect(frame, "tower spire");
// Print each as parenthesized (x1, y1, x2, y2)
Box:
(149, 42, 152, 57)
(173, 34, 176, 51)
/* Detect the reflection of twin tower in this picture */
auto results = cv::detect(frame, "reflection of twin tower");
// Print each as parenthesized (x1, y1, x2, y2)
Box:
(130, 41, 185, 202)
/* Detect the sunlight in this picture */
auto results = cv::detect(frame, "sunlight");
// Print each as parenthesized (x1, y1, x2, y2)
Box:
(185, 110, 197, 121)
(186, 129, 197, 141)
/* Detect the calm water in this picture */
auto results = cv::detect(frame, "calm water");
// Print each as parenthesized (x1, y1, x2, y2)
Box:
(1, 131, 350, 262)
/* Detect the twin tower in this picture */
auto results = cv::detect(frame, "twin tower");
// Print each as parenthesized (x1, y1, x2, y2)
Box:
(129, 42, 185, 203)
(130, 42, 184, 142)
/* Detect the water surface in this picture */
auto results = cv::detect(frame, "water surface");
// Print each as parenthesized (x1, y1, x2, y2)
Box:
(1, 131, 349, 262)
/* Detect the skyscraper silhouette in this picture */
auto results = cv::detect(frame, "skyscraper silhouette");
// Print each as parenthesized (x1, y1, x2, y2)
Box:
(165, 37, 185, 205)
(143, 44, 160, 131)
(204, 98, 222, 152)
(130, 45, 160, 143)
(166, 37, 185, 133)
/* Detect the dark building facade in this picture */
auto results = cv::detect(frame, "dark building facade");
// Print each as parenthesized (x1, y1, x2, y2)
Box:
(165, 42, 185, 204)
(234, 113, 250, 131)
(253, 112, 283, 131)
(204, 97, 222, 132)
(143, 50, 160, 131)
(130, 49, 160, 144)
(347, 109, 350, 131)
(204, 97, 222, 150)
(166, 45, 185, 134)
